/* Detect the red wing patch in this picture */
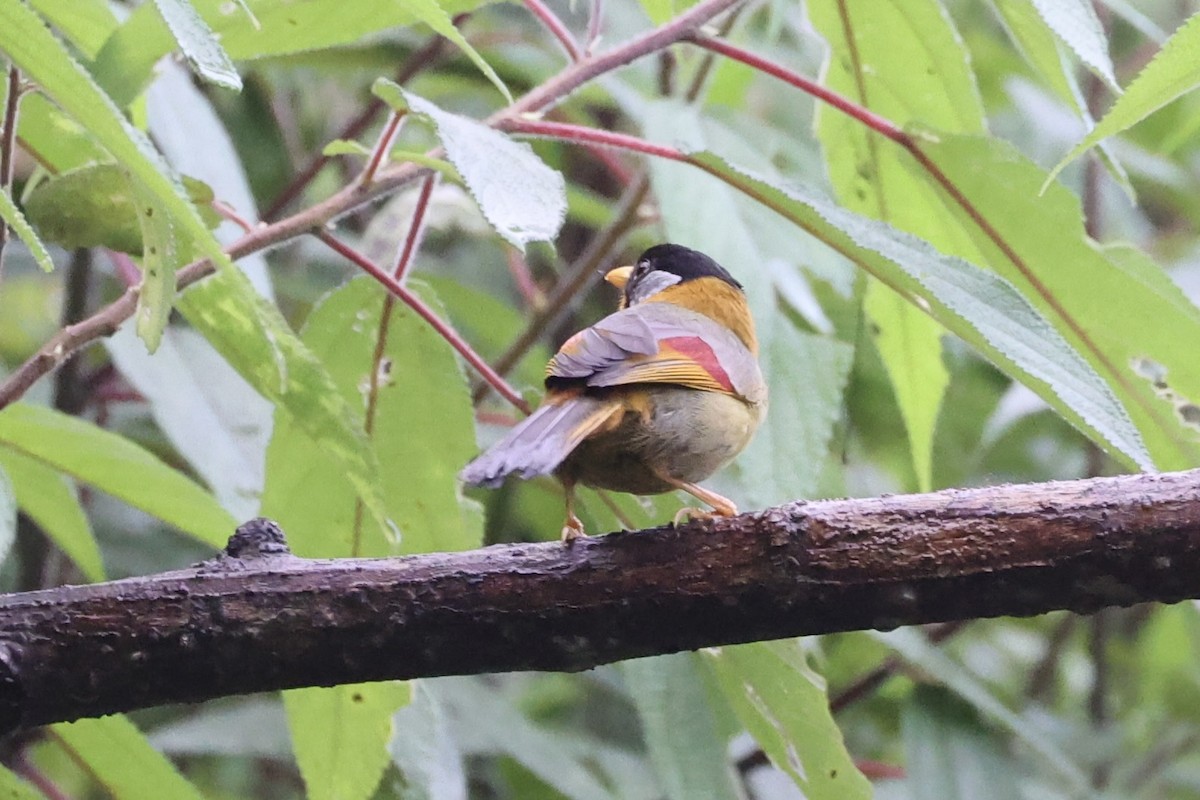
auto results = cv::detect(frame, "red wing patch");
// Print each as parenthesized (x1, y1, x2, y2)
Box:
(660, 336, 735, 393)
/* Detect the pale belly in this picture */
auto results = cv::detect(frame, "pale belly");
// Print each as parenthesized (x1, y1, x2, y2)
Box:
(557, 388, 762, 494)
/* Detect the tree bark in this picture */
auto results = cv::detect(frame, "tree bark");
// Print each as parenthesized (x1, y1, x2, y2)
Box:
(0, 468, 1197, 735)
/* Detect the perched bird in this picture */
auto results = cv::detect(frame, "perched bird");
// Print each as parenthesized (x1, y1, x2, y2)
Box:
(460, 244, 767, 540)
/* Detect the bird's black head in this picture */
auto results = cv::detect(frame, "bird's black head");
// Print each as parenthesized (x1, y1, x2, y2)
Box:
(618, 244, 742, 306)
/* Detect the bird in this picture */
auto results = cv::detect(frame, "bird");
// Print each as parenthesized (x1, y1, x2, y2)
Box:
(460, 243, 767, 541)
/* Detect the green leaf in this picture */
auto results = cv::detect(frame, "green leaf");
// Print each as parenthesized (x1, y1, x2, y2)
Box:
(260, 276, 482, 557)
(1028, 0, 1120, 91)
(285, 682, 412, 800)
(0, 447, 105, 581)
(915, 133, 1200, 469)
(902, 686, 1023, 800)
(0, 764, 48, 800)
(875, 628, 1088, 791)
(623, 654, 740, 800)
(0, 404, 236, 548)
(381, 86, 567, 250)
(990, 0, 1132, 198)
(809, 0, 981, 491)
(152, 0, 242, 90)
(0, 0, 229, 272)
(178, 267, 391, 542)
(681, 149, 1152, 470)
(864, 284, 946, 490)
(51, 716, 207, 800)
(23, 164, 143, 253)
(131, 178, 181, 352)
(27, 0, 118, 58)
(703, 641, 871, 800)
(0, 189, 53, 273)
(1049, 12, 1200, 181)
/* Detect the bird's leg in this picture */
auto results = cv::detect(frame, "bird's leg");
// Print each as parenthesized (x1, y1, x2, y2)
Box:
(655, 473, 738, 527)
(560, 478, 587, 542)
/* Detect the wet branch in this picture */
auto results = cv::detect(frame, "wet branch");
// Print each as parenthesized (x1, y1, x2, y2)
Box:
(0, 469, 1197, 735)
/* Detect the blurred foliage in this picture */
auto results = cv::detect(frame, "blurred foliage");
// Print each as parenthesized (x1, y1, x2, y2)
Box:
(1, 0, 1200, 798)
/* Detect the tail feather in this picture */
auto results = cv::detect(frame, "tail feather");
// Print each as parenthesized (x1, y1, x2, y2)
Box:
(460, 397, 621, 488)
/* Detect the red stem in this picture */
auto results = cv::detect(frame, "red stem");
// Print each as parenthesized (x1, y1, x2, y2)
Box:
(316, 231, 531, 414)
(523, 0, 584, 61)
(360, 112, 406, 188)
(503, 118, 686, 160)
(392, 173, 437, 282)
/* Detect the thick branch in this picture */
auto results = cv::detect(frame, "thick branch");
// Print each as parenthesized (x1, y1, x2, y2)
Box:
(0, 469, 1197, 735)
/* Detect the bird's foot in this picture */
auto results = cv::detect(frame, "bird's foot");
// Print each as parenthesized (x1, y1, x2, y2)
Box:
(672, 500, 737, 528)
(561, 513, 588, 543)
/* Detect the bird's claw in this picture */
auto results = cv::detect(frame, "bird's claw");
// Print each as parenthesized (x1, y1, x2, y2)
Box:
(561, 514, 588, 543)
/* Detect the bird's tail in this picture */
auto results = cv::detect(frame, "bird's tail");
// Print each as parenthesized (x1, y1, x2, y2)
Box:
(460, 396, 622, 488)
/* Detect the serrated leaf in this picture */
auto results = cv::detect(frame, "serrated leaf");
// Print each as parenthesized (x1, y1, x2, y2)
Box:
(51, 716, 207, 800)
(152, 0, 242, 90)
(702, 641, 871, 800)
(990, 0, 1133, 198)
(177, 267, 391, 540)
(0, 189, 53, 273)
(0, 447, 104, 581)
(381, 86, 566, 250)
(0, 404, 236, 547)
(131, 179, 181, 352)
(876, 629, 1088, 792)
(682, 150, 1152, 470)
(809, 0, 980, 491)
(285, 682, 412, 800)
(1050, 12, 1200, 181)
(0, 0, 229, 272)
(1029, 0, 1120, 92)
(913, 133, 1200, 469)
(623, 654, 739, 800)
(902, 686, 1024, 800)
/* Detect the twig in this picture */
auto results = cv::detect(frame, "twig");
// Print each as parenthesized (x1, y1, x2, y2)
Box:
(359, 112, 406, 188)
(51, 249, 92, 417)
(392, 173, 436, 282)
(829, 622, 966, 713)
(523, 0, 584, 61)
(585, 0, 604, 54)
(505, 248, 545, 309)
(315, 230, 531, 413)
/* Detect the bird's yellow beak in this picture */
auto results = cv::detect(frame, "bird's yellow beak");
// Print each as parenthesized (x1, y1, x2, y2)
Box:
(604, 265, 634, 289)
